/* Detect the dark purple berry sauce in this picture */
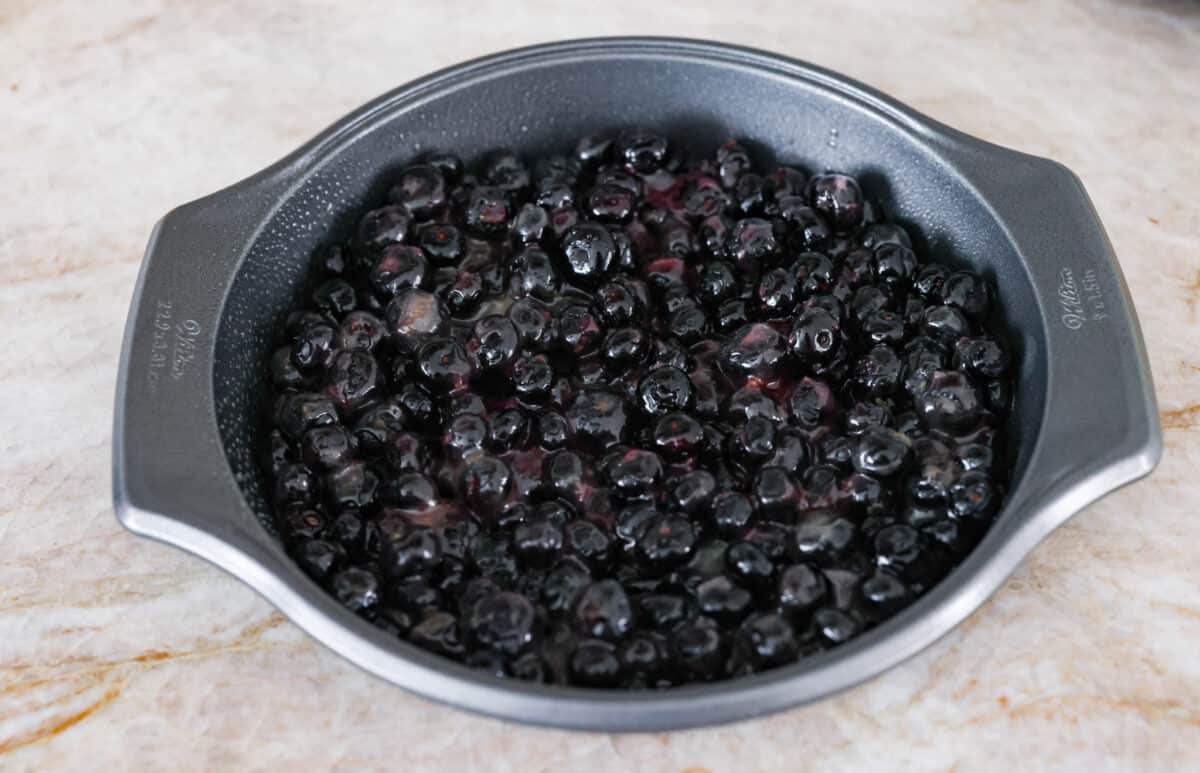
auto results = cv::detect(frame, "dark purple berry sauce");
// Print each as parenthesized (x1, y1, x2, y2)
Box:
(261, 129, 1012, 688)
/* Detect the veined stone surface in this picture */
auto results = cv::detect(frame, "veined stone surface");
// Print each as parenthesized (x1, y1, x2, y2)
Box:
(0, 1, 1197, 770)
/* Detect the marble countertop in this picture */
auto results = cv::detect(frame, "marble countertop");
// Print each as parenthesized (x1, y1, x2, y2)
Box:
(2, 1, 1198, 769)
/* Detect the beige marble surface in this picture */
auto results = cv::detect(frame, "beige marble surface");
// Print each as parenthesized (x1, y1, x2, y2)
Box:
(2, 0, 1198, 770)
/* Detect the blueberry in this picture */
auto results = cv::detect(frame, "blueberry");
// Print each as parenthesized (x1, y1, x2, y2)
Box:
(954, 337, 1011, 379)
(727, 218, 778, 266)
(941, 271, 992, 318)
(652, 412, 705, 459)
(606, 449, 664, 499)
(788, 378, 838, 429)
(464, 186, 511, 235)
(812, 607, 859, 646)
(716, 139, 752, 188)
(670, 616, 726, 679)
(292, 539, 346, 581)
(789, 307, 840, 362)
(459, 453, 512, 515)
(726, 541, 775, 591)
(860, 570, 911, 620)
(513, 518, 564, 566)
(566, 389, 629, 451)
(853, 426, 912, 477)
(777, 563, 828, 619)
(509, 246, 560, 301)
(468, 315, 520, 370)
(751, 467, 798, 518)
(575, 579, 635, 640)
(358, 205, 410, 249)
(778, 199, 831, 251)
(806, 174, 863, 232)
(418, 223, 464, 263)
(415, 337, 471, 391)
(557, 303, 604, 354)
(916, 370, 983, 432)
(711, 491, 754, 536)
(922, 304, 972, 342)
(385, 289, 447, 349)
(949, 470, 997, 521)
(409, 611, 465, 657)
(564, 520, 612, 570)
(696, 575, 754, 626)
(482, 149, 530, 193)
(337, 311, 386, 353)
(292, 322, 337, 371)
(466, 591, 535, 654)
(535, 411, 570, 449)
(872, 244, 919, 288)
(737, 613, 799, 669)
(792, 510, 859, 566)
(615, 127, 669, 172)
(324, 461, 380, 512)
(560, 223, 617, 285)
(722, 323, 790, 380)
(381, 525, 441, 578)
(331, 567, 381, 613)
(851, 344, 902, 398)
(489, 409, 529, 452)
(636, 514, 697, 574)
(637, 366, 694, 416)
(733, 173, 767, 216)
(389, 165, 446, 219)
(670, 470, 717, 515)
(569, 639, 623, 686)
(301, 425, 354, 471)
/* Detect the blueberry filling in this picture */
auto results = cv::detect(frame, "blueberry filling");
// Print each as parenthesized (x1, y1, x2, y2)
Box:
(262, 131, 1011, 688)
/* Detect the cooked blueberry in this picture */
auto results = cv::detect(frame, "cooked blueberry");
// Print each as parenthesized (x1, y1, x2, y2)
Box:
(566, 389, 629, 450)
(331, 566, 381, 613)
(860, 569, 911, 620)
(636, 514, 697, 574)
(696, 575, 754, 625)
(737, 613, 798, 669)
(301, 425, 353, 471)
(482, 149, 530, 192)
(941, 271, 992, 318)
(756, 267, 799, 319)
(789, 307, 840, 363)
(727, 218, 778, 266)
(464, 186, 511, 235)
(606, 449, 664, 499)
(670, 616, 726, 679)
(711, 491, 754, 536)
(806, 173, 863, 232)
(291, 322, 336, 371)
(358, 205, 410, 248)
(853, 426, 912, 477)
(722, 323, 789, 380)
(569, 639, 623, 686)
(418, 223, 464, 263)
(777, 563, 828, 618)
(792, 510, 859, 566)
(564, 520, 612, 569)
(459, 453, 511, 515)
(916, 370, 983, 432)
(389, 165, 446, 219)
(292, 538, 346, 581)
(671, 470, 717, 515)
(385, 289, 447, 349)
(637, 366, 693, 416)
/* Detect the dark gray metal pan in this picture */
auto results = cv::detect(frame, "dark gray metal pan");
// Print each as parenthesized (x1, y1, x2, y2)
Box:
(112, 38, 1161, 731)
